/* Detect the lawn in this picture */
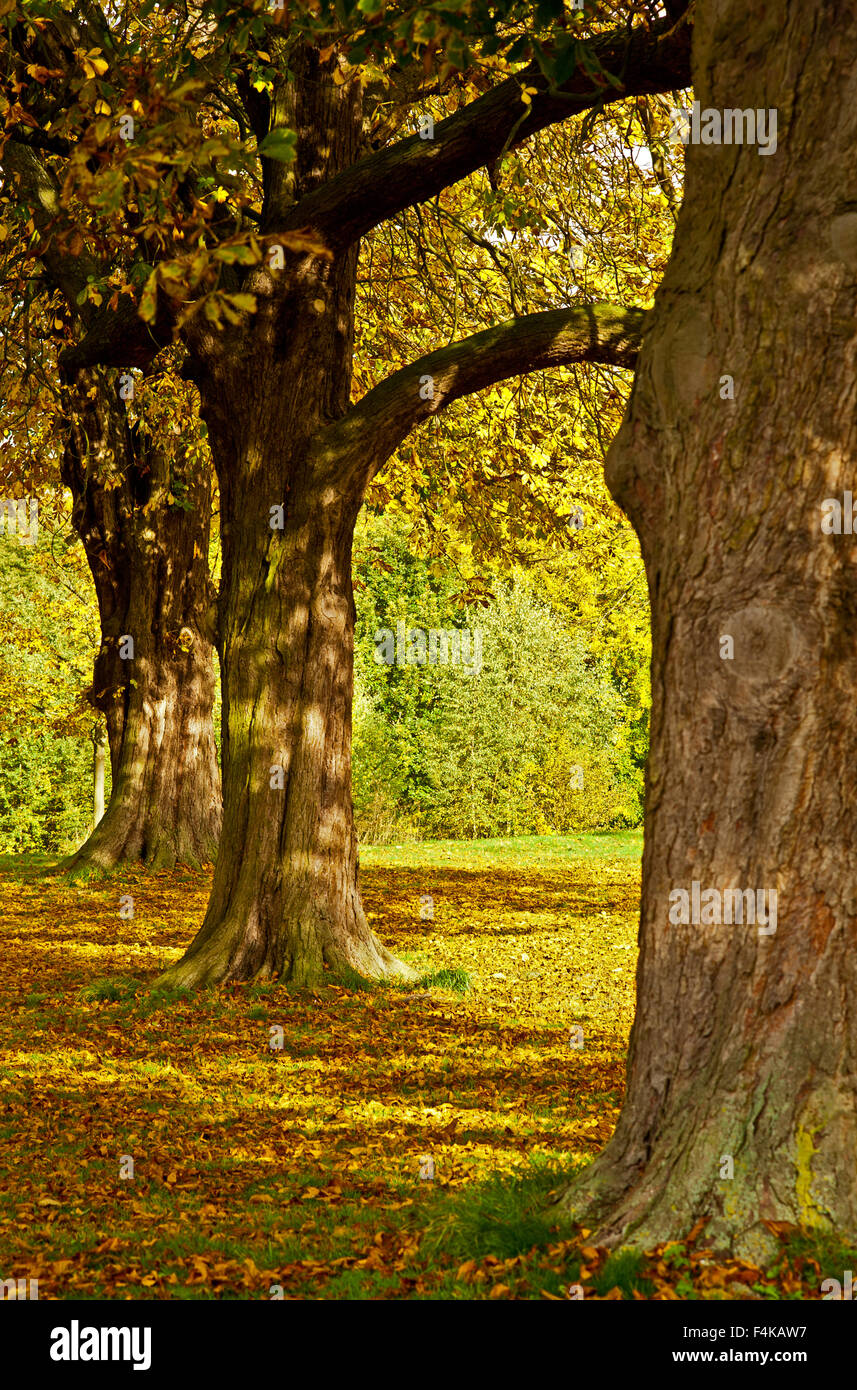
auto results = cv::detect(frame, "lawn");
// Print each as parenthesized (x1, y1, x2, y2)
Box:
(0, 833, 850, 1300)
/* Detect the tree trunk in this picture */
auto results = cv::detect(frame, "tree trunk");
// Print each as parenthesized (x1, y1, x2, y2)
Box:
(61, 367, 221, 872)
(556, 0, 857, 1260)
(160, 449, 409, 986)
(163, 47, 412, 985)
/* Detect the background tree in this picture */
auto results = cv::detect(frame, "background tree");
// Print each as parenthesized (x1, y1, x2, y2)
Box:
(352, 517, 642, 841)
(0, 3, 227, 869)
(0, 256, 222, 869)
(0, 497, 97, 854)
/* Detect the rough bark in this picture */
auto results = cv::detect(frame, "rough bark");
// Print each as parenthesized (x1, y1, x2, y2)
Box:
(160, 45, 391, 985)
(61, 368, 221, 872)
(555, 0, 857, 1259)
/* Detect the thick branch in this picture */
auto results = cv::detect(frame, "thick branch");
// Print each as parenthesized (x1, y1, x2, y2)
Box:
(37, 11, 687, 374)
(321, 302, 647, 479)
(281, 12, 692, 252)
(57, 298, 176, 376)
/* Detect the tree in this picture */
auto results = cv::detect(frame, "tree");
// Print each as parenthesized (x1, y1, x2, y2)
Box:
(0, 150, 222, 869)
(554, 0, 857, 1257)
(0, 509, 97, 853)
(59, 362, 222, 870)
(1, 1, 691, 976)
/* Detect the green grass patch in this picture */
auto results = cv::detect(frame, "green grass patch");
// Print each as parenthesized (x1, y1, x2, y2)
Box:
(360, 830, 643, 872)
(79, 975, 141, 1003)
(415, 967, 472, 995)
(591, 1247, 655, 1299)
(780, 1228, 857, 1289)
(422, 1159, 576, 1262)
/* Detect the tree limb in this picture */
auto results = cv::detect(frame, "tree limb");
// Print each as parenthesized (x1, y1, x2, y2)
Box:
(321, 301, 647, 483)
(280, 12, 692, 253)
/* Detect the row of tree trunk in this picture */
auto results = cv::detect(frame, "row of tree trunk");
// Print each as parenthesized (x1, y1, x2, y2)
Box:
(30, 0, 856, 1255)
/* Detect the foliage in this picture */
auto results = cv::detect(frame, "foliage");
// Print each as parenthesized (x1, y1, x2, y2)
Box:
(0, 501, 644, 852)
(0, 524, 104, 853)
(353, 511, 645, 841)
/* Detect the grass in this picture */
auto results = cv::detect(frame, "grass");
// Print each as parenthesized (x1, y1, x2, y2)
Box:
(422, 1158, 576, 1261)
(360, 831, 643, 872)
(413, 967, 472, 994)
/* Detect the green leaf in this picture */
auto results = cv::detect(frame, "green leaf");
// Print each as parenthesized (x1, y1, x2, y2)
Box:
(225, 293, 258, 314)
(214, 244, 259, 265)
(257, 128, 297, 164)
(138, 270, 159, 323)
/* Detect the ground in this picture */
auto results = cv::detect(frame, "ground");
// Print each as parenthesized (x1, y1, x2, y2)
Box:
(0, 833, 852, 1299)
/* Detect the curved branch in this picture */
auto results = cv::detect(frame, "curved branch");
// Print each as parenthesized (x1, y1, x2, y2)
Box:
(321, 301, 648, 482)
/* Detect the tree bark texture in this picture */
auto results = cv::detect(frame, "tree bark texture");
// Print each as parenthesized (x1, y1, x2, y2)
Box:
(61, 367, 221, 871)
(556, 0, 857, 1258)
(162, 48, 406, 984)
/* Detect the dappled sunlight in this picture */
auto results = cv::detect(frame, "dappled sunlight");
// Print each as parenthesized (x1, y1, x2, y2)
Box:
(0, 850, 636, 1297)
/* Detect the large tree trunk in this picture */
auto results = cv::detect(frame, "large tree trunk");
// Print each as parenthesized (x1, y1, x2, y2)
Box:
(162, 47, 411, 985)
(61, 368, 221, 871)
(160, 446, 408, 986)
(556, 0, 857, 1260)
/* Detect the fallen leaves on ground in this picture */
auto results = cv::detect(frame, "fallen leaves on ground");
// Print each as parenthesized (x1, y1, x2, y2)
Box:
(0, 849, 846, 1299)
